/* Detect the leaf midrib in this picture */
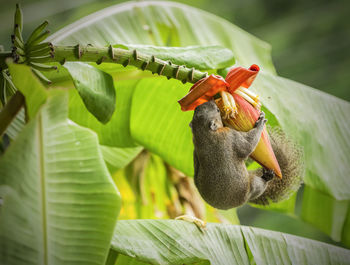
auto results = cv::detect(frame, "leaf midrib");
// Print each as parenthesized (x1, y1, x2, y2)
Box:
(38, 114, 48, 265)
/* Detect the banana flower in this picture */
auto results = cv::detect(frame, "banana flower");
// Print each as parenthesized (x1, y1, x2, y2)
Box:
(178, 65, 282, 178)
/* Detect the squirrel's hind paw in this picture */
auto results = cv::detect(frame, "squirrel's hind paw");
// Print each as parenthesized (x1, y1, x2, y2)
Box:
(262, 168, 275, 182)
(175, 215, 207, 230)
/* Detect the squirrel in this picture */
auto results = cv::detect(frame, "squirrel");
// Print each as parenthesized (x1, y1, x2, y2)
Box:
(190, 100, 304, 209)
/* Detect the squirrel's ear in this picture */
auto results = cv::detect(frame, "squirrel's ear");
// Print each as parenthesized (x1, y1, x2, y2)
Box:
(209, 120, 218, 131)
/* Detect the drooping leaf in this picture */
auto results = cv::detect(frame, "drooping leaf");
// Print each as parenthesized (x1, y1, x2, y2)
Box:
(0, 89, 121, 265)
(68, 79, 140, 147)
(110, 220, 350, 265)
(64, 62, 116, 123)
(8, 63, 47, 119)
(122, 44, 235, 70)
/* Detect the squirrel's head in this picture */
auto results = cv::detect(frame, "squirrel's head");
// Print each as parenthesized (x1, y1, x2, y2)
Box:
(190, 100, 223, 132)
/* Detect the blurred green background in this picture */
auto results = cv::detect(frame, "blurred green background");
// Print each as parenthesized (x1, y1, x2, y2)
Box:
(1, 0, 348, 246)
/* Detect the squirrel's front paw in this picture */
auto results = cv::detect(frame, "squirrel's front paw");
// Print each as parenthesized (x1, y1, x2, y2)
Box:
(262, 168, 275, 181)
(255, 111, 267, 128)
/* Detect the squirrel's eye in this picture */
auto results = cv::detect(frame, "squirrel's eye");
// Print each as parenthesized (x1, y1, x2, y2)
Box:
(217, 108, 220, 113)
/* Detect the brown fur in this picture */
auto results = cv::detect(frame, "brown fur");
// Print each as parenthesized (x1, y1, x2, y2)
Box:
(191, 100, 304, 209)
(192, 101, 268, 209)
(250, 127, 304, 205)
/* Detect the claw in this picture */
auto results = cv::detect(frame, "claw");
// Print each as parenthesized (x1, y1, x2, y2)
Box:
(175, 215, 207, 230)
(262, 168, 275, 181)
(220, 91, 238, 119)
(255, 111, 266, 127)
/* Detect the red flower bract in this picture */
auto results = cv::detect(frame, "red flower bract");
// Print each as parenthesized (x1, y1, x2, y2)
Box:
(225, 64, 260, 93)
(178, 74, 228, 111)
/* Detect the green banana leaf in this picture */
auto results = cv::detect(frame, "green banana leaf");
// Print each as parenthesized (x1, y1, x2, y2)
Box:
(46, 0, 275, 149)
(0, 88, 121, 264)
(68, 78, 140, 147)
(47, 2, 273, 73)
(251, 73, 350, 200)
(8, 63, 47, 119)
(64, 62, 116, 123)
(130, 78, 193, 175)
(46, 1, 350, 242)
(110, 220, 350, 265)
(250, 73, 350, 242)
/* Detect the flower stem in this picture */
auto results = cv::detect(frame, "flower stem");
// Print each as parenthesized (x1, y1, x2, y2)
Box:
(49, 45, 208, 84)
(2, 45, 208, 84)
(0, 44, 208, 135)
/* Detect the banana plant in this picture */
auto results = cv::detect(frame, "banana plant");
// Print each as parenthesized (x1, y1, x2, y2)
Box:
(0, 2, 350, 264)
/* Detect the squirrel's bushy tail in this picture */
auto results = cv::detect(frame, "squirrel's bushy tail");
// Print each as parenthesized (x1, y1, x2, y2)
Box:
(251, 127, 304, 205)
